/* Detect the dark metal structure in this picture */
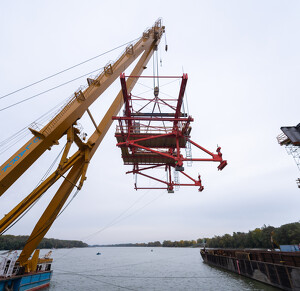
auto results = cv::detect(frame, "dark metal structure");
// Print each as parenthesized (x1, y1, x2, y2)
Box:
(201, 248, 300, 290)
(280, 124, 300, 146)
(277, 123, 300, 188)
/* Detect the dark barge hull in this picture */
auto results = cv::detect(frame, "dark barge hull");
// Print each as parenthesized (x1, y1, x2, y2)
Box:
(200, 248, 300, 290)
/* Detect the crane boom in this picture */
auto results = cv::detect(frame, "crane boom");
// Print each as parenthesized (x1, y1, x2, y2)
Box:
(0, 20, 164, 197)
(0, 20, 165, 267)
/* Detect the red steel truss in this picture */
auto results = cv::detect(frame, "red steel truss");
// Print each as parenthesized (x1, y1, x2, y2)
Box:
(112, 73, 227, 192)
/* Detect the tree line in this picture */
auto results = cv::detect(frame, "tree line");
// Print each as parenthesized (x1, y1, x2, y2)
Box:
(101, 241, 196, 248)
(201, 222, 299, 249)
(0, 235, 88, 250)
(1, 222, 298, 250)
(100, 222, 299, 249)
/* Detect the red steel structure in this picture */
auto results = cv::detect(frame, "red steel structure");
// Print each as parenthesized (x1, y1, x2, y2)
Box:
(113, 73, 227, 192)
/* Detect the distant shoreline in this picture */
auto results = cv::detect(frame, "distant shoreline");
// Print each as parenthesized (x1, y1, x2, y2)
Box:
(0, 235, 88, 250)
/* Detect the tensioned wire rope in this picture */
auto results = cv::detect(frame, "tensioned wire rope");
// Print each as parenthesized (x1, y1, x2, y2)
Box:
(0, 37, 140, 101)
(54, 182, 167, 262)
(0, 37, 141, 112)
(79, 190, 165, 242)
(16, 189, 165, 265)
(57, 268, 218, 279)
(0, 100, 67, 155)
(14, 166, 168, 257)
(54, 268, 138, 291)
(0, 144, 66, 235)
(0, 68, 103, 112)
(134, 78, 180, 97)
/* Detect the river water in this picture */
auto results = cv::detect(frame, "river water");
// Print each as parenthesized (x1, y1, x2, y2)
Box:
(45, 247, 279, 291)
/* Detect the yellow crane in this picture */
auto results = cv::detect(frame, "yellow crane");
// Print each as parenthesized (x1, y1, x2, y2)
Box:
(0, 19, 165, 270)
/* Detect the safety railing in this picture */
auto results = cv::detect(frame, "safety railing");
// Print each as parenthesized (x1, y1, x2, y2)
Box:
(277, 132, 290, 145)
(116, 124, 180, 135)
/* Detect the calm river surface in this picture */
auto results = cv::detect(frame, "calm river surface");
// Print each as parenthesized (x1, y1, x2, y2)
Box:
(45, 247, 279, 291)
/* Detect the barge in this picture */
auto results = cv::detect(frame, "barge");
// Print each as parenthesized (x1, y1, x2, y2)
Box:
(200, 248, 300, 290)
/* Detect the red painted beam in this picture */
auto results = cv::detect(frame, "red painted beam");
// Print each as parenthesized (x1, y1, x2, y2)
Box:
(120, 73, 131, 117)
(125, 75, 182, 78)
(174, 74, 188, 127)
(135, 187, 167, 189)
(120, 73, 132, 130)
(126, 165, 164, 174)
(113, 116, 193, 122)
(136, 171, 169, 185)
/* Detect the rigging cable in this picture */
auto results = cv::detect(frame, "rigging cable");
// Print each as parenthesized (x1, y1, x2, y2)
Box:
(0, 100, 66, 155)
(10, 186, 81, 245)
(56, 270, 137, 291)
(0, 37, 140, 100)
(55, 187, 166, 262)
(134, 78, 181, 98)
(23, 187, 164, 262)
(182, 66, 190, 116)
(0, 68, 103, 112)
(83, 190, 164, 242)
(55, 250, 205, 276)
(0, 145, 66, 235)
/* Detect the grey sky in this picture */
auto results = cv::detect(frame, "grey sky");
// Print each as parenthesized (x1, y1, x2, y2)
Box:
(0, 0, 299, 245)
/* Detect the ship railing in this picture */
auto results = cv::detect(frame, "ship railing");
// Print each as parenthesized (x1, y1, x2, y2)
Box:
(115, 124, 183, 135)
(277, 132, 290, 145)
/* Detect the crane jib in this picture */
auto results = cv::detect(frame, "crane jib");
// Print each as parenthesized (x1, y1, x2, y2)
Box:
(0, 137, 41, 175)
(0, 19, 166, 266)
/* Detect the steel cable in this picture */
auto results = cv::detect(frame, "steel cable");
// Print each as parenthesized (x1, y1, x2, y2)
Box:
(0, 37, 140, 100)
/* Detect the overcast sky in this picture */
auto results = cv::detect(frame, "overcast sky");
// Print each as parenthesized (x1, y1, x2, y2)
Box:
(0, 0, 299, 245)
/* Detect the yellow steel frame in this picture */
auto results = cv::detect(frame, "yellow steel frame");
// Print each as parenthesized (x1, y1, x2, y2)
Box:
(0, 19, 164, 265)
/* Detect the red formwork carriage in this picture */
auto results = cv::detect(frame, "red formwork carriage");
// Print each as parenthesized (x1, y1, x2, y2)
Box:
(112, 73, 227, 193)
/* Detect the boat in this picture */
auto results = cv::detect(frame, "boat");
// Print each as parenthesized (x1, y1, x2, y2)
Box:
(0, 250, 52, 291)
(200, 248, 300, 290)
